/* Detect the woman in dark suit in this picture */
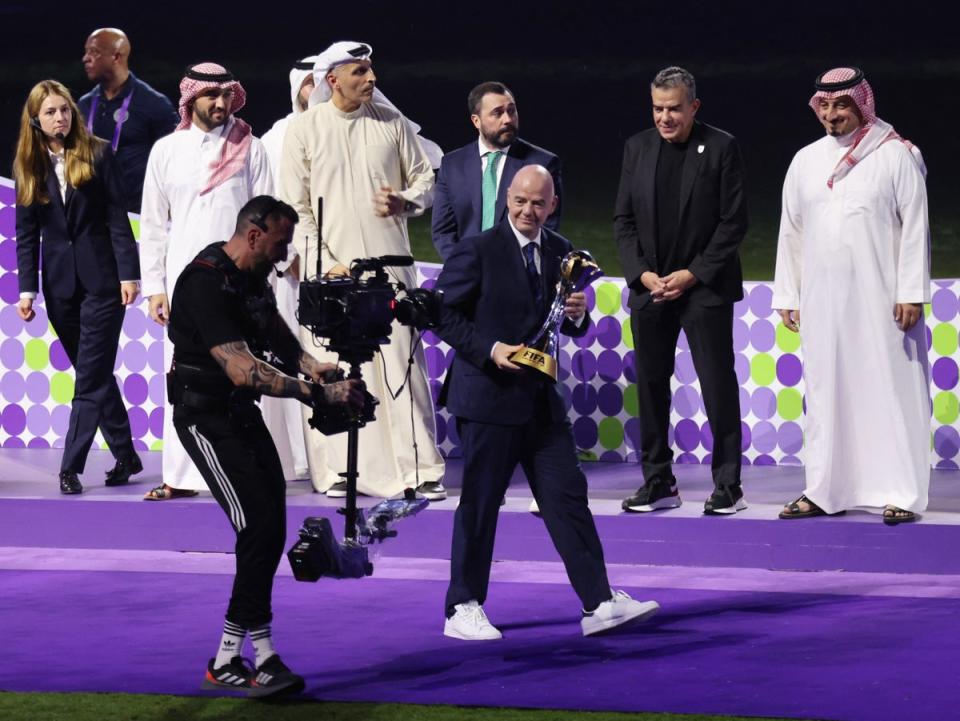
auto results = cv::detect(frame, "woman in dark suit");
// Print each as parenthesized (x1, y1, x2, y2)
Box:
(13, 79, 143, 494)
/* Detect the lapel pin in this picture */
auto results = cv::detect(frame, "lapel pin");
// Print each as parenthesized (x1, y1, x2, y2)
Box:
(697, 144, 705, 154)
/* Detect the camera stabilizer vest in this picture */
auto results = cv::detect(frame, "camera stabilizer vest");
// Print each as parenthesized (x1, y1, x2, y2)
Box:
(168, 242, 294, 412)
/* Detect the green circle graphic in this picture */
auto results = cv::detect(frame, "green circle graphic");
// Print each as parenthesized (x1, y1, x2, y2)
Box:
(24, 339, 49, 371)
(933, 391, 959, 425)
(751, 353, 776, 386)
(776, 322, 801, 353)
(150, 439, 164, 452)
(50, 372, 75, 404)
(598, 417, 624, 450)
(595, 282, 621, 316)
(623, 384, 639, 417)
(777, 388, 803, 420)
(932, 324, 959, 357)
(621, 318, 634, 350)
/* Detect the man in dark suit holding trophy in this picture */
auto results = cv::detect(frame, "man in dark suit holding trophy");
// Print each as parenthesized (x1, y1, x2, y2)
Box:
(434, 164, 660, 641)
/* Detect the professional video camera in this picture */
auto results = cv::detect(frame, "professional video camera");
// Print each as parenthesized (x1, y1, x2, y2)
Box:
(298, 254, 442, 364)
(288, 203, 443, 581)
(298, 254, 442, 436)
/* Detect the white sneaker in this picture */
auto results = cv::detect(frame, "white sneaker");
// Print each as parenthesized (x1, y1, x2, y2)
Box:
(443, 600, 502, 640)
(581, 590, 660, 636)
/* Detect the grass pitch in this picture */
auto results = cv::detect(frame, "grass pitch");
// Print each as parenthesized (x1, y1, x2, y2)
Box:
(0, 692, 812, 721)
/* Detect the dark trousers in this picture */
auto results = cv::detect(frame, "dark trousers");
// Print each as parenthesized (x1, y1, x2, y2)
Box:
(631, 298, 742, 489)
(175, 405, 286, 629)
(45, 288, 134, 473)
(445, 416, 611, 617)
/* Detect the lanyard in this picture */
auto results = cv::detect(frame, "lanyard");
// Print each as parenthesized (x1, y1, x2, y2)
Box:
(86, 87, 134, 152)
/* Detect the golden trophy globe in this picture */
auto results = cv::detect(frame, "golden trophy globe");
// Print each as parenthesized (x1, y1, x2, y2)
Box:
(510, 250, 604, 381)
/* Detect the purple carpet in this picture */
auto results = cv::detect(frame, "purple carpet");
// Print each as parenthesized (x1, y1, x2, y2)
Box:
(3, 449, 960, 720)
(3, 570, 957, 721)
(3, 498, 959, 575)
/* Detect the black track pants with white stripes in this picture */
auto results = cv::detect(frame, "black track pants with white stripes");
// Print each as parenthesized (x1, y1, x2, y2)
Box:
(175, 404, 287, 629)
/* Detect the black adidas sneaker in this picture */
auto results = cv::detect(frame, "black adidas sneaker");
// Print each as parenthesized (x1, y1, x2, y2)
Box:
(249, 654, 306, 698)
(202, 656, 254, 692)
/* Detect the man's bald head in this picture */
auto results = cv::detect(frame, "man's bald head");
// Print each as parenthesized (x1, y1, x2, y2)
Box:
(89, 28, 130, 55)
(509, 164, 555, 199)
(506, 164, 557, 239)
(83, 28, 130, 84)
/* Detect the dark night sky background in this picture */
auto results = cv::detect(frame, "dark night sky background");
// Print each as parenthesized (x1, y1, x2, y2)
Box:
(1, 1, 957, 269)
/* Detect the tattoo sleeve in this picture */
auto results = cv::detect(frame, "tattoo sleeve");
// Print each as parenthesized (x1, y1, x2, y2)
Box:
(210, 340, 311, 402)
(298, 351, 326, 378)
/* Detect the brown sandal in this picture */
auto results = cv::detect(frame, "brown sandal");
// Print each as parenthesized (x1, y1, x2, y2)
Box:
(143, 484, 200, 501)
(883, 506, 917, 526)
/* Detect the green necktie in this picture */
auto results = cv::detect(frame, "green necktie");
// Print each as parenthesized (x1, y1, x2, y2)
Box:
(481, 150, 503, 231)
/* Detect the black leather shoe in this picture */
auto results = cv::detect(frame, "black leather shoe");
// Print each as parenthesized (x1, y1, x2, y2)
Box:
(105, 455, 144, 486)
(59, 471, 83, 495)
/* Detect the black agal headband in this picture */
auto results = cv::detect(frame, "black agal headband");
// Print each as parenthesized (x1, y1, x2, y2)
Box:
(184, 65, 235, 83)
(814, 67, 864, 92)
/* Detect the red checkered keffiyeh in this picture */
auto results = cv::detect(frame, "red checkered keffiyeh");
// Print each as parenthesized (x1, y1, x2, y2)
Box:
(809, 67, 925, 188)
(177, 62, 253, 195)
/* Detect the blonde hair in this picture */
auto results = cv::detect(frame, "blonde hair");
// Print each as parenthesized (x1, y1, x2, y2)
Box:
(13, 80, 103, 206)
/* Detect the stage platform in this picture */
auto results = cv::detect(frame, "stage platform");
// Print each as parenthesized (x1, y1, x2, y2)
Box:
(3, 448, 960, 721)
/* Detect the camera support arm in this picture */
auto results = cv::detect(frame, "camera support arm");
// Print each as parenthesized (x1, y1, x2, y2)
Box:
(340, 360, 364, 542)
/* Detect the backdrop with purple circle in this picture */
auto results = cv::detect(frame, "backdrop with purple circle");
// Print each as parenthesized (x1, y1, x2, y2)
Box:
(1, 177, 958, 470)
(0, 178, 166, 454)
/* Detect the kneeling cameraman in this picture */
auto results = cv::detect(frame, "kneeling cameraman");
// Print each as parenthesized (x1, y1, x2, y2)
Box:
(167, 195, 365, 697)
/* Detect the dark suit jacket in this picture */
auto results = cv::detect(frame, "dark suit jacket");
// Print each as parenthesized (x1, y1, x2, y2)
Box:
(15, 146, 140, 300)
(432, 137, 563, 261)
(614, 121, 747, 309)
(435, 219, 587, 426)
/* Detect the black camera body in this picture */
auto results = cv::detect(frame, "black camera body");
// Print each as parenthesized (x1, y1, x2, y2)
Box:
(299, 277, 395, 358)
(297, 255, 441, 435)
(297, 255, 442, 363)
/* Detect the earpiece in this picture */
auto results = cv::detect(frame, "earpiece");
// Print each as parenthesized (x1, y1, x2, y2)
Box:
(29, 116, 65, 140)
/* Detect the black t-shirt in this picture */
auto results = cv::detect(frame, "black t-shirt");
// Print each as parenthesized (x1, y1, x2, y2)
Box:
(654, 137, 689, 274)
(168, 244, 252, 379)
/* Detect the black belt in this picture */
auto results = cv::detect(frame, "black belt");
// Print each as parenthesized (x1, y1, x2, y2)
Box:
(176, 389, 231, 412)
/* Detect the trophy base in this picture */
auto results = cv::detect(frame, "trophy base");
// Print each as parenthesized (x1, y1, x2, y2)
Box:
(509, 347, 557, 381)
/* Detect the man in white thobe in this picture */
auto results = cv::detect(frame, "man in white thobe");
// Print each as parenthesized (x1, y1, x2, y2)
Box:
(257, 56, 320, 482)
(140, 63, 272, 499)
(773, 67, 930, 524)
(279, 41, 445, 499)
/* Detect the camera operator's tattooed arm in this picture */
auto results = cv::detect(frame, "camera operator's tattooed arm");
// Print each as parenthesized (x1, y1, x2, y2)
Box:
(210, 341, 363, 409)
(210, 340, 312, 403)
(262, 309, 337, 383)
(299, 352, 338, 383)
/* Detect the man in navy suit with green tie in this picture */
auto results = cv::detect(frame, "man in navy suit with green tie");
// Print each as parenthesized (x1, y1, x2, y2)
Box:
(431, 81, 563, 262)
